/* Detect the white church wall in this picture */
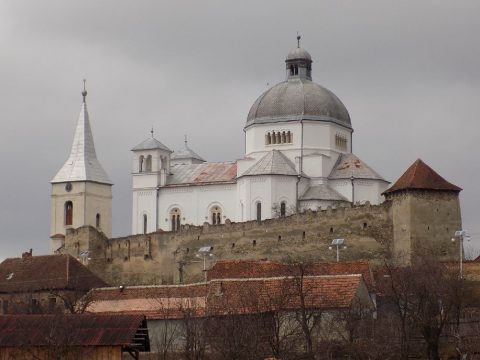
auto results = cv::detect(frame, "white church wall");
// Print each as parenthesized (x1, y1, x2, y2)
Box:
(157, 184, 237, 230)
(271, 176, 298, 215)
(329, 179, 352, 202)
(353, 180, 389, 205)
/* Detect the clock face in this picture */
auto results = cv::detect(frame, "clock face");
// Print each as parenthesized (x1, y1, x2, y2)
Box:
(65, 183, 72, 192)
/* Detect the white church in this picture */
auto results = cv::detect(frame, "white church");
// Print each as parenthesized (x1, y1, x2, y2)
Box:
(50, 38, 389, 247)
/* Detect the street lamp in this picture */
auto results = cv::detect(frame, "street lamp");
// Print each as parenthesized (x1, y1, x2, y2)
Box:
(329, 238, 347, 262)
(196, 246, 214, 282)
(451, 230, 470, 279)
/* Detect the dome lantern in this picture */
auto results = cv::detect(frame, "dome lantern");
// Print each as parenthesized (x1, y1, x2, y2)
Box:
(285, 35, 312, 80)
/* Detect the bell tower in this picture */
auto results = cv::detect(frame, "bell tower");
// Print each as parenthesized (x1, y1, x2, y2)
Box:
(50, 82, 113, 252)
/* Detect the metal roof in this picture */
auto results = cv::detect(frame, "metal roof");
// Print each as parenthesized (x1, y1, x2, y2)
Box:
(241, 150, 297, 177)
(171, 142, 205, 162)
(51, 101, 112, 184)
(329, 153, 387, 181)
(300, 184, 349, 201)
(246, 78, 351, 129)
(131, 136, 171, 152)
(166, 162, 237, 186)
(286, 46, 312, 61)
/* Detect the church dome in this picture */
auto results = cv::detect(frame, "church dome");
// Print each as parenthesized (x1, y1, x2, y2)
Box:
(246, 39, 351, 129)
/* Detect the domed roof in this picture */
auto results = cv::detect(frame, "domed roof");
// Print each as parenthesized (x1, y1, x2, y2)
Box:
(286, 47, 312, 61)
(246, 78, 351, 128)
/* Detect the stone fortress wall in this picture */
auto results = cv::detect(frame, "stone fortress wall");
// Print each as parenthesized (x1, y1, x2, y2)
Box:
(62, 189, 461, 286)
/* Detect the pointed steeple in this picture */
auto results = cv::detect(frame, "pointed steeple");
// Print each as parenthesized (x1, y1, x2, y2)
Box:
(51, 86, 112, 184)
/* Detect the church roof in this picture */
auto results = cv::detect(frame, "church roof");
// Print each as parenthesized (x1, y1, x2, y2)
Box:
(166, 162, 237, 186)
(246, 78, 351, 129)
(383, 159, 462, 195)
(51, 99, 112, 184)
(171, 141, 205, 162)
(329, 153, 387, 181)
(241, 150, 297, 177)
(131, 136, 171, 152)
(300, 184, 349, 202)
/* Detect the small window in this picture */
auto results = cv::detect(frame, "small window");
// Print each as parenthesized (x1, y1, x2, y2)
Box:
(139, 155, 144, 172)
(170, 208, 182, 232)
(280, 202, 286, 217)
(281, 131, 286, 143)
(211, 206, 222, 225)
(65, 201, 73, 226)
(96, 213, 101, 228)
(256, 202, 262, 221)
(272, 131, 277, 144)
(143, 214, 148, 234)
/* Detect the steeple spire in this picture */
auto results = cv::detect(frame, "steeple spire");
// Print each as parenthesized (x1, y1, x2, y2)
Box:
(51, 84, 112, 185)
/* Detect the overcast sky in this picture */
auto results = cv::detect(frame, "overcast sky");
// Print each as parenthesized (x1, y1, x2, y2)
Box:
(1, 0, 479, 259)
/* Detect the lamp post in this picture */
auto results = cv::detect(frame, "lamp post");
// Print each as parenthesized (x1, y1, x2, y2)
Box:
(329, 238, 347, 262)
(451, 230, 470, 279)
(196, 246, 214, 282)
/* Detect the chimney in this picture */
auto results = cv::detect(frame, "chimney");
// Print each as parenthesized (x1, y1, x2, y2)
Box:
(22, 249, 33, 260)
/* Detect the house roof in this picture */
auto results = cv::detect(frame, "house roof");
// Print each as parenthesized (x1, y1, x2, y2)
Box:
(87, 274, 372, 319)
(51, 100, 112, 185)
(329, 153, 386, 181)
(207, 259, 375, 291)
(241, 150, 297, 177)
(383, 159, 462, 195)
(207, 275, 370, 316)
(166, 162, 237, 187)
(300, 184, 349, 201)
(87, 284, 208, 319)
(0, 254, 108, 293)
(0, 314, 147, 348)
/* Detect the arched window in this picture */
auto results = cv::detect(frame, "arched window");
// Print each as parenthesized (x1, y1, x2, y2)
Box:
(256, 202, 262, 221)
(65, 201, 73, 226)
(211, 206, 222, 225)
(276, 132, 281, 144)
(294, 65, 298, 75)
(143, 214, 147, 234)
(280, 202, 286, 217)
(281, 131, 286, 143)
(170, 208, 181, 232)
(271, 131, 276, 144)
(139, 155, 144, 172)
(290, 65, 294, 76)
(145, 155, 152, 172)
(96, 213, 101, 228)
(286, 131, 292, 143)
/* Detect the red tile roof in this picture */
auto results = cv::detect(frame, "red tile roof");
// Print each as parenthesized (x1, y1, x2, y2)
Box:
(207, 259, 375, 291)
(87, 275, 372, 319)
(383, 159, 461, 195)
(88, 284, 208, 319)
(0, 254, 107, 293)
(0, 314, 146, 347)
(207, 275, 370, 316)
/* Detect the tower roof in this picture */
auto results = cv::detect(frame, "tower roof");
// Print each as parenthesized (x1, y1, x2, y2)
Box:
(171, 137, 205, 162)
(329, 153, 387, 181)
(51, 92, 112, 185)
(383, 159, 462, 195)
(131, 137, 172, 152)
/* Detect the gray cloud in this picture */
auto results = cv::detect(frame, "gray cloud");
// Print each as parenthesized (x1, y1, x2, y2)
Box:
(1, 0, 479, 259)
